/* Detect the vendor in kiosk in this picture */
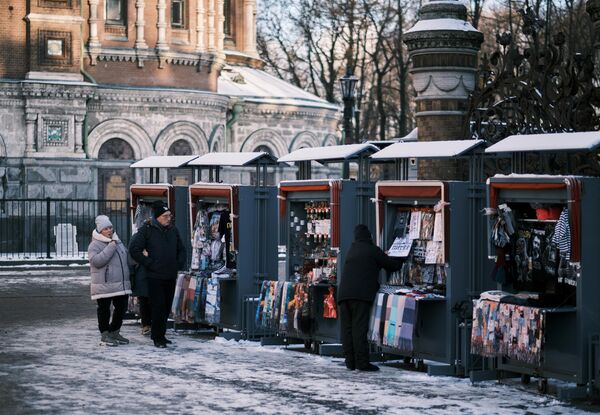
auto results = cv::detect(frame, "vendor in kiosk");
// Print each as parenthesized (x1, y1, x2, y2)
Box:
(338, 224, 404, 371)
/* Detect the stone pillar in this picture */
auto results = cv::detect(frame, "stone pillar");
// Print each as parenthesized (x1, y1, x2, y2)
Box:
(404, 0, 483, 180)
(88, 0, 101, 64)
(135, 0, 148, 49)
(216, 0, 225, 53)
(156, 0, 169, 51)
(587, 0, 600, 78)
(208, 0, 216, 52)
(196, 0, 205, 52)
(243, 0, 256, 56)
(25, 113, 38, 154)
(74, 115, 85, 154)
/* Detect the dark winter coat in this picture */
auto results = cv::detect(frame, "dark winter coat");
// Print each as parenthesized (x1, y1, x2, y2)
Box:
(128, 231, 150, 297)
(337, 225, 403, 304)
(129, 219, 187, 280)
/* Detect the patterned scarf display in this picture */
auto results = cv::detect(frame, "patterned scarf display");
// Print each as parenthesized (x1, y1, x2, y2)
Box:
(471, 299, 545, 365)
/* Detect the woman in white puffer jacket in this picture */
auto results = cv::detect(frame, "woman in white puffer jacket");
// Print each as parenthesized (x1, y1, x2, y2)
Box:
(88, 215, 132, 346)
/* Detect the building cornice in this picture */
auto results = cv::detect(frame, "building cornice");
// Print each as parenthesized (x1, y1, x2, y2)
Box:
(25, 13, 84, 24)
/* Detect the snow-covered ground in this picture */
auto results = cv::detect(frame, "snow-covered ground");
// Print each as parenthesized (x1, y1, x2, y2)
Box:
(0, 274, 597, 414)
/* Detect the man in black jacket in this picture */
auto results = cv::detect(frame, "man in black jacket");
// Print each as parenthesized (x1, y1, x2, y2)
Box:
(338, 224, 403, 371)
(129, 201, 186, 348)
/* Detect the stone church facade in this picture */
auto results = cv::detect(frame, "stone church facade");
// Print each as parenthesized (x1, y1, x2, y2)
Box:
(0, 0, 340, 200)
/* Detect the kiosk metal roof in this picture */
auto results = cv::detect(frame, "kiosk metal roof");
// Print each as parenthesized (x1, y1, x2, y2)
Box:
(187, 152, 278, 166)
(485, 131, 600, 153)
(371, 139, 485, 160)
(130, 155, 199, 168)
(278, 143, 379, 163)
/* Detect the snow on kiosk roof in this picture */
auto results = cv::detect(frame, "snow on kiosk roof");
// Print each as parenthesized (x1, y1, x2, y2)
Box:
(277, 143, 379, 163)
(485, 132, 600, 153)
(130, 155, 199, 168)
(371, 140, 485, 160)
(187, 152, 278, 167)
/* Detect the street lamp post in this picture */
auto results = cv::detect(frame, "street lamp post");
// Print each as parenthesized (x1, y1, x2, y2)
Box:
(339, 72, 358, 145)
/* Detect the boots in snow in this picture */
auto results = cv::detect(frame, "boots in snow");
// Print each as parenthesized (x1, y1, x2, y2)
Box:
(100, 331, 119, 347)
(108, 331, 130, 345)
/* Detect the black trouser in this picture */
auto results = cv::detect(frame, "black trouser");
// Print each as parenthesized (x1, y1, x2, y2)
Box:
(148, 278, 176, 341)
(339, 300, 372, 368)
(138, 296, 152, 327)
(97, 295, 129, 334)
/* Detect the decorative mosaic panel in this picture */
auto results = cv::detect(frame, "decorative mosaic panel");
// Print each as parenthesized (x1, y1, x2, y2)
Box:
(38, 30, 72, 66)
(43, 119, 69, 147)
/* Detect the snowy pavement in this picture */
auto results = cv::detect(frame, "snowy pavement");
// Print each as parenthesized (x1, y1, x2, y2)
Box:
(0, 273, 598, 414)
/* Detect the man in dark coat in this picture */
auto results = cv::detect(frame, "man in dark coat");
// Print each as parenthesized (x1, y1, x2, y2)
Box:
(129, 201, 186, 348)
(338, 224, 403, 371)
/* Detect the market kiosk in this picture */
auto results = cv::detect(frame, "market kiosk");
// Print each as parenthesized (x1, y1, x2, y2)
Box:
(369, 140, 490, 376)
(470, 132, 600, 399)
(129, 155, 198, 258)
(255, 143, 379, 353)
(176, 152, 279, 339)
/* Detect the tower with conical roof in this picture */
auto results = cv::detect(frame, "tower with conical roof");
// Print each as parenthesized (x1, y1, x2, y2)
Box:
(404, 0, 483, 179)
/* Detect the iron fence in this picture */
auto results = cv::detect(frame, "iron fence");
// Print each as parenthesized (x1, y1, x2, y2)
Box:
(0, 198, 130, 260)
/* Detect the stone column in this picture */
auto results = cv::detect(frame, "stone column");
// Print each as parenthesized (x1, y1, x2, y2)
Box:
(207, 0, 216, 52)
(88, 0, 101, 64)
(196, 0, 205, 52)
(404, 0, 483, 180)
(243, 0, 256, 55)
(156, 0, 169, 51)
(74, 115, 85, 154)
(25, 113, 38, 154)
(135, 0, 148, 49)
(216, 0, 225, 53)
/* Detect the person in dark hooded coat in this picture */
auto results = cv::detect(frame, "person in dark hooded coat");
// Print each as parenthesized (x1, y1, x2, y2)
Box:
(338, 224, 403, 371)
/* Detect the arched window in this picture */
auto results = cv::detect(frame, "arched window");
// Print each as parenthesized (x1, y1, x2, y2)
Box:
(98, 138, 134, 160)
(168, 139, 194, 185)
(223, 0, 235, 47)
(97, 138, 134, 203)
(167, 139, 193, 156)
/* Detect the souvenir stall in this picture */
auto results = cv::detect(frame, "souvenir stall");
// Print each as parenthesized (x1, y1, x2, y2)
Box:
(470, 132, 600, 398)
(255, 144, 379, 353)
(170, 152, 279, 339)
(369, 140, 490, 376)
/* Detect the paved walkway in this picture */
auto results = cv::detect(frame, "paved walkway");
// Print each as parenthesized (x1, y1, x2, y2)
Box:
(0, 271, 598, 414)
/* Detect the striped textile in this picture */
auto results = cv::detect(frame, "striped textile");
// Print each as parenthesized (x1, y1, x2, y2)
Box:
(552, 208, 571, 260)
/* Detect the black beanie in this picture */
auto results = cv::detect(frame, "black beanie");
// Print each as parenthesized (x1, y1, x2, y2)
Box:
(354, 224, 372, 241)
(152, 200, 170, 219)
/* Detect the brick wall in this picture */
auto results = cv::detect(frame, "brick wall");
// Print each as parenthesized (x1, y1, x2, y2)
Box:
(416, 112, 469, 180)
(0, 1, 28, 78)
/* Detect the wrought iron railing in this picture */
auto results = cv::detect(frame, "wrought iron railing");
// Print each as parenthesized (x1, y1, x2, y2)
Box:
(0, 198, 130, 260)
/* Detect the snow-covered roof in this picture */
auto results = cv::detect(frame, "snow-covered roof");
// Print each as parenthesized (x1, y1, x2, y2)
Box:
(406, 18, 479, 34)
(218, 65, 339, 111)
(485, 132, 600, 153)
(188, 152, 277, 167)
(130, 155, 198, 168)
(366, 140, 399, 150)
(278, 143, 379, 163)
(371, 139, 485, 160)
(390, 127, 418, 142)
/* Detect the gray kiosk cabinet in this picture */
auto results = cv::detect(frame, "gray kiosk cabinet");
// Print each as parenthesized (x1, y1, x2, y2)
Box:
(370, 139, 489, 376)
(186, 152, 278, 338)
(470, 132, 600, 398)
(272, 144, 379, 350)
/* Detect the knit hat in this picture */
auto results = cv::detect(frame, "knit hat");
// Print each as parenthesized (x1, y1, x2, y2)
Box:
(354, 224, 372, 241)
(95, 215, 113, 232)
(152, 200, 171, 219)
